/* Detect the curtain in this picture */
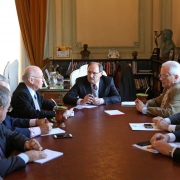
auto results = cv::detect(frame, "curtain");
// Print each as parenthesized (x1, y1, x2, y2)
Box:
(15, 0, 47, 68)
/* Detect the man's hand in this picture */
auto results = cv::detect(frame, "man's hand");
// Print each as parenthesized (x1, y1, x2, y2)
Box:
(80, 94, 94, 105)
(152, 117, 169, 131)
(25, 139, 43, 151)
(63, 108, 74, 119)
(24, 150, 47, 162)
(39, 122, 53, 134)
(36, 118, 48, 126)
(92, 97, 101, 106)
(150, 133, 170, 143)
(135, 98, 146, 112)
(148, 139, 171, 156)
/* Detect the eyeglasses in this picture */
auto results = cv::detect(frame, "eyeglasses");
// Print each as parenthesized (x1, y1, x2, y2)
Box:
(87, 71, 102, 76)
(31, 76, 44, 80)
(158, 74, 172, 78)
(7, 105, 13, 112)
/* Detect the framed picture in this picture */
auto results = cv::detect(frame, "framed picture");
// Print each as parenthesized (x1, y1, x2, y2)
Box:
(53, 46, 72, 60)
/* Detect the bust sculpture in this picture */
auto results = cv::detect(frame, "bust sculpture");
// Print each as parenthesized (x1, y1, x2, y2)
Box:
(161, 29, 175, 58)
(80, 44, 90, 59)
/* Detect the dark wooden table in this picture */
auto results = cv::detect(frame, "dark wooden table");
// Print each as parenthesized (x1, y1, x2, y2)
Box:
(4, 104, 180, 180)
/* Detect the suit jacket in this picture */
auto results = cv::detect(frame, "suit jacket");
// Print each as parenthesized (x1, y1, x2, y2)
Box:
(172, 130, 180, 161)
(167, 113, 180, 131)
(3, 115, 30, 138)
(147, 82, 180, 117)
(114, 61, 136, 101)
(63, 75, 121, 105)
(0, 123, 29, 176)
(9, 82, 56, 119)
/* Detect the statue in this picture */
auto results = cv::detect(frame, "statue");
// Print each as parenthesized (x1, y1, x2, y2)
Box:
(161, 29, 175, 59)
(150, 31, 162, 60)
(154, 31, 162, 48)
(132, 51, 138, 59)
(80, 44, 90, 59)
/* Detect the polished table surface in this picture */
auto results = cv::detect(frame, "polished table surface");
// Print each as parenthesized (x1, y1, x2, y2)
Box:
(4, 104, 180, 180)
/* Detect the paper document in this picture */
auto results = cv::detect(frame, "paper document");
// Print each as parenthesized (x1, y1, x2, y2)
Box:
(121, 101, 135, 107)
(129, 123, 163, 131)
(104, 110, 125, 116)
(34, 149, 63, 164)
(74, 104, 98, 109)
(41, 128, 65, 136)
(133, 142, 180, 154)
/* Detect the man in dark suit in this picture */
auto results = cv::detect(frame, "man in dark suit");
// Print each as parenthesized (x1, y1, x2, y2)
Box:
(0, 85, 47, 177)
(0, 74, 53, 138)
(150, 131, 180, 161)
(63, 62, 121, 105)
(9, 66, 59, 119)
(152, 113, 180, 132)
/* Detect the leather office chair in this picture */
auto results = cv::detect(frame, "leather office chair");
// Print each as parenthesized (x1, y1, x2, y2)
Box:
(70, 64, 107, 87)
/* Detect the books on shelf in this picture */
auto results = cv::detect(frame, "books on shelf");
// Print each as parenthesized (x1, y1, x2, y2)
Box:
(134, 77, 150, 89)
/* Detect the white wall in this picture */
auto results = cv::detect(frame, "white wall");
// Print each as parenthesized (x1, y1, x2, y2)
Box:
(0, 0, 20, 75)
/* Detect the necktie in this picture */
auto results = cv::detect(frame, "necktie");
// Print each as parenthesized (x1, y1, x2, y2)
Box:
(0, 147, 5, 159)
(92, 84, 98, 97)
(93, 84, 97, 90)
(34, 94, 40, 111)
(160, 89, 170, 108)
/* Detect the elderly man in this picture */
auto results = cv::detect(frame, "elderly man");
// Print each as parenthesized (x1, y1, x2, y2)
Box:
(0, 85, 47, 177)
(9, 66, 61, 119)
(135, 61, 180, 117)
(63, 62, 121, 105)
(0, 74, 53, 138)
(149, 131, 180, 161)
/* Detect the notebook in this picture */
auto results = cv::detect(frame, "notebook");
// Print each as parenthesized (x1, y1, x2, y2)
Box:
(34, 149, 63, 164)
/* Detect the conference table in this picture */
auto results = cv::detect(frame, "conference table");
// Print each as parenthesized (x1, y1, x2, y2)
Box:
(4, 104, 180, 180)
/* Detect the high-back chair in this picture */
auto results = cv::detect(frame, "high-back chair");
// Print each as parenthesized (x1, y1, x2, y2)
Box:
(8, 59, 19, 93)
(70, 64, 107, 87)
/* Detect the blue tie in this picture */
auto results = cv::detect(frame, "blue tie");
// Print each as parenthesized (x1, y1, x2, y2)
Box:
(34, 94, 40, 111)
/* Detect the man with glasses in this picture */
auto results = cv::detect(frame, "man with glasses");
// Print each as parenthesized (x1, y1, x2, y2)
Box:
(0, 85, 47, 177)
(63, 62, 121, 105)
(0, 74, 53, 138)
(135, 61, 180, 117)
(8, 66, 62, 119)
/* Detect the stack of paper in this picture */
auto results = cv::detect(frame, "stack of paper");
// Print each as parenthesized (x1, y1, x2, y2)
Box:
(121, 101, 135, 107)
(133, 142, 180, 154)
(34, 149, 63, 164)
(104, 110, 125, 116)
(129, 123, 163, 131)
(41, 128, 66, 136)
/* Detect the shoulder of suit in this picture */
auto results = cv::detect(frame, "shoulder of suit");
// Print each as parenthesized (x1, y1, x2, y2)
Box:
(76, 75, 87, 81)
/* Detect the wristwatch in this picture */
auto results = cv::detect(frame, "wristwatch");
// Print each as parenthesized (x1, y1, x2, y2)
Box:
(169, 146, 174, 157)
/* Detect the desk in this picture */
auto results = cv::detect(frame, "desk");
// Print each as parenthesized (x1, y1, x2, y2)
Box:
(4, 104, 180, 180)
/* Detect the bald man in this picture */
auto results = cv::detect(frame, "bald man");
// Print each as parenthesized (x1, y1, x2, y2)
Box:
(8, 66, 60, 119)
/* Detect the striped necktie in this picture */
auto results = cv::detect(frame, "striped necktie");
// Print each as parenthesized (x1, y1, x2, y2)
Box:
(92, 84, 98, 97)
(160, 89, 170, 108)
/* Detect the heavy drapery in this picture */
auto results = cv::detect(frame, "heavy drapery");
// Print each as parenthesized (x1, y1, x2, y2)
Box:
(15, 0, 47, 68)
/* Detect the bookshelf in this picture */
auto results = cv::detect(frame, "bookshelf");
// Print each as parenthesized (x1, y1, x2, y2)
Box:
(50, 59, 153, 96)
